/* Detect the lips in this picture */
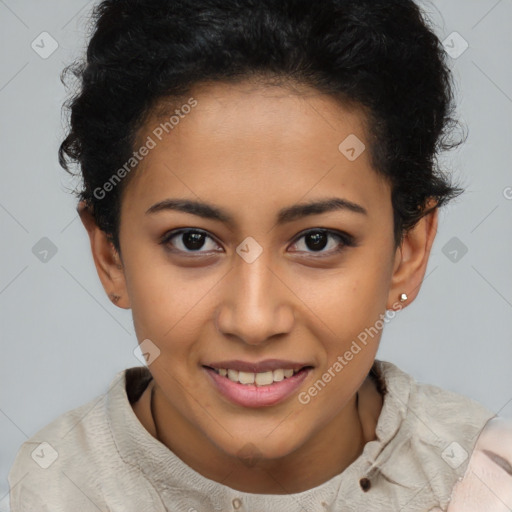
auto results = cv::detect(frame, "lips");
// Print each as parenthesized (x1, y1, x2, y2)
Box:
(203, 364, 313, 407)
(201, 358, 314, 407)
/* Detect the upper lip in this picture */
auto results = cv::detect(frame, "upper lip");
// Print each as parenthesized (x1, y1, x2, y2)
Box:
(203, 359, 313, 373)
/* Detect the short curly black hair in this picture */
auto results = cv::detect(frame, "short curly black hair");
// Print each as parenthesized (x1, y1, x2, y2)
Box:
(59, 0, 465, 254)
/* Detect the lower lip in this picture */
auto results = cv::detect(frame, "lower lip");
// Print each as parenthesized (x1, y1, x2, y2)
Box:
(203, 366, 312, 408)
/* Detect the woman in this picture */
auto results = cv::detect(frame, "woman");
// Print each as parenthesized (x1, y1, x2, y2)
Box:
(8, 0, 512, 510)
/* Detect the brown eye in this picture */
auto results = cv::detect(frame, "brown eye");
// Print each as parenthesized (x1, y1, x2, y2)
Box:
(289, 229, 356, 255)
(303, 231, 330, 251)
(160, 229, 222, 253)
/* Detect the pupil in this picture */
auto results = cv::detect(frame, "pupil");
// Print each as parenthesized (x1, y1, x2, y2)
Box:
(183, 232, 205, 250)
(306, 231, 327, 251)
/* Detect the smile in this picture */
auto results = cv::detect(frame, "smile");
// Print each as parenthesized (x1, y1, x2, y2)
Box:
(202, 364, 313, 407)
(208, 367, 304, 386)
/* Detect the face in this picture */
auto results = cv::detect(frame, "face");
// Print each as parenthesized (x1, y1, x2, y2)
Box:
(82, 79, 437, 472)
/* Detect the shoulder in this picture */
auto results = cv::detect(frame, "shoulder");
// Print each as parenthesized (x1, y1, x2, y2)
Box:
(370, 360, 498, 510)
(376, 360, 495, 439)
(400, 364, 496, 459)
(8, 370, 129, 511)
(406, 373, 497, 462)
(376, 360, 495, 438)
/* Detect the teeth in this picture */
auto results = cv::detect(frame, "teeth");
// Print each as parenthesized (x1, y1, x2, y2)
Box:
(255, 371, 273, 386)
(227, 369, 239, 381)
(273, 369, 284, 382)
(212, 367, 304, 386)
(238, 371, 255, 384)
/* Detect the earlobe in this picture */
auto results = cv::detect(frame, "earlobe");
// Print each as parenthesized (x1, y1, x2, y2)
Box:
(77, 201, 131, 309)
(386, 202, 439, 311)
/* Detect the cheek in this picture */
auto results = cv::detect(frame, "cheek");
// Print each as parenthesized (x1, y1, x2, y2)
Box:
(123, 249, 219, 366)
(121, 247, 186, 342)
(304, 253, 393, 378)
(300, 250, 392, 335)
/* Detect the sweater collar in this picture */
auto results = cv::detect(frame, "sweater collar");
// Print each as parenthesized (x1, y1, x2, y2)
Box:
(106, 359, 415, 510)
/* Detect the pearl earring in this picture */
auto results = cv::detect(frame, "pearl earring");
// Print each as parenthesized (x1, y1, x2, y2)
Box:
(399, 293, 408, 302)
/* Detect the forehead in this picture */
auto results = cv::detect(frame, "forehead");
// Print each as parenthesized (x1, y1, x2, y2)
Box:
(122, 80, 391, 223)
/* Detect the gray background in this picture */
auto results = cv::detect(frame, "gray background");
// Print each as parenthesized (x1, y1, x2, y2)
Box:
(1, 0, 511, 509)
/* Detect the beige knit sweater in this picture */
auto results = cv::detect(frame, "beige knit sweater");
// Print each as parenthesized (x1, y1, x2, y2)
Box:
(8, 360, 512, 511)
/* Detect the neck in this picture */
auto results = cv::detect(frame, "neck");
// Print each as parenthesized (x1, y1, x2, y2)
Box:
(139, 374, 382, 494)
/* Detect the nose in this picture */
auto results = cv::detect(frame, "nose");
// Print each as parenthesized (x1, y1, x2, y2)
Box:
(215, 252, 295, 346)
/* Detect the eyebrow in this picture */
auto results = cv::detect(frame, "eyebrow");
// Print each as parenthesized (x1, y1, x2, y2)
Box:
(145, 197, 368, 225)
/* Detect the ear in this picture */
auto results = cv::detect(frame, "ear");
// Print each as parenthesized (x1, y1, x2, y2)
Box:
(77, 200, 131, 309)
(386, 200, 439, 310)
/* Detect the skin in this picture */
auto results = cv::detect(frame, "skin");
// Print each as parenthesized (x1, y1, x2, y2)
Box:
(444, 417, 512, 511)
(79, 79, 438, 494)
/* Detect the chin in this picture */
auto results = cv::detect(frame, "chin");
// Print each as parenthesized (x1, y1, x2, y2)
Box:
(212, 429, 303, 463)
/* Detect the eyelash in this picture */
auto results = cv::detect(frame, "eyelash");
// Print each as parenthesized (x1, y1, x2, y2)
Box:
(159, 228, 357, 257)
